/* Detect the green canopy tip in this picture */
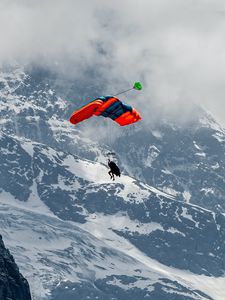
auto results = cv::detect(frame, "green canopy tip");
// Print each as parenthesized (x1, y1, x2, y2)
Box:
(133, 82, 142, 90)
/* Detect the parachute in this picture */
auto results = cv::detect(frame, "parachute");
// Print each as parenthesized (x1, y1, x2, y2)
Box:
(69, 82, 142, 126)
(69, 96, 141, 126)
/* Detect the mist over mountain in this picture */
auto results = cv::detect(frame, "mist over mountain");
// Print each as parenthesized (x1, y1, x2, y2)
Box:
(1, 0, 225, 123)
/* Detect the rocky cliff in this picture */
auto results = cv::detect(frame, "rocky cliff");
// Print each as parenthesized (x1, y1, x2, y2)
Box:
(0, 235, 31, 300)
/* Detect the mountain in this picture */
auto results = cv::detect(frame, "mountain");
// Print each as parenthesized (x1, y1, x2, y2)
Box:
(2, 65, 225, 213)
(113, 114, 225, 213)
(0, 234, 31, 300)
(1, 65, 225, 299)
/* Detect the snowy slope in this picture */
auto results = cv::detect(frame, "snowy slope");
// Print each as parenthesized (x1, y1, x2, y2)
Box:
(0, 199, 222, 300)
(1, 133, 225, 299)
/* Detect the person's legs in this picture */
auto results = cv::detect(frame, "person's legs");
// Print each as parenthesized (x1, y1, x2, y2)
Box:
(108, 170, 113, 179)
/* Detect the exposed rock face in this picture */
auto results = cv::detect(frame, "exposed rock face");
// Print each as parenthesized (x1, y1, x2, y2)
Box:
(0, 235, 31, 300)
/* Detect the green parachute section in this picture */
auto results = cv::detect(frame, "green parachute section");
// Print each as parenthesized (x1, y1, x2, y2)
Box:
(133, 82, 142, 91)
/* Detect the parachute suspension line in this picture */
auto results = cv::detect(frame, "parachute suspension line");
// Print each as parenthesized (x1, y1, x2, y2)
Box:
(103, 115, 111, 148)
(104, 113, 117, 158)
(113, 82, 142, 97)
(108, 118, 114, 147)
(113, 87, 134, 97)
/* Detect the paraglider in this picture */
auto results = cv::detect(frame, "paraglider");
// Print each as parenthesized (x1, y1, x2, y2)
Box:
(69, 82, 142, 126)
(69, 82, 142, 181)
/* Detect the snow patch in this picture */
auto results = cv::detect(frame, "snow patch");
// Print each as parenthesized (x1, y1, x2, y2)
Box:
(162, 169, 172, 175)
(213, 132, 225, 143)
(183, 190, 191, 203)
(151, 130, 163, 139)
(181, 207, 199, 228)
(193, 141, 202, 151)
(211, 162, 220, 170)
(200, 114, 225, 133)
(21, 141, 34, 157)
(145, 145, 160, 168)
(162, 187, 179, 197)
(195, 152, 206, 158)
(201, 188, 215, 196)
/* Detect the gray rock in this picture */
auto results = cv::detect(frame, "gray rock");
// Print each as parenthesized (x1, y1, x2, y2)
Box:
(0, 235, 31, 300)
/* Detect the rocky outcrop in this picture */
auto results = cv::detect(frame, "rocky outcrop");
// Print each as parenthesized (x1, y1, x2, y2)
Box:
(0, 235, 31, 300)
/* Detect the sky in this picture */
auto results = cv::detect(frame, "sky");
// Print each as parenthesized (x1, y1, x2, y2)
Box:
(1, 0, 225, 125)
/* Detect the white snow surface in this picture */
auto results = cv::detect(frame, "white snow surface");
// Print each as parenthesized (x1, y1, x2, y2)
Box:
(0, 201, 168, 299)
(0, 132, 223, 298)
(0, 181, 224, 300)
(183, 190, 191, 203)
(1, 199, 225, 300)
(82, 213, 225, 300)
(63, 154, 174, 202)
(200, 113, 225, 134)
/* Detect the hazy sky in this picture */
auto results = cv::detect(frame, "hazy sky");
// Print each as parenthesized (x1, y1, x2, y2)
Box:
(1, 0, 225, 125)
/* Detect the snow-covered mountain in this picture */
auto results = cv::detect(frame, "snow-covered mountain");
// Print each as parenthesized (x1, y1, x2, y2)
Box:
(114, 114, 225, 213)
(2, 65, 225, 212)
(1, 65, 225, 299)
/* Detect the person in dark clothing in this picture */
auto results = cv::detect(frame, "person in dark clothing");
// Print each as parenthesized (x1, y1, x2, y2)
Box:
(108, 159, 121, 180)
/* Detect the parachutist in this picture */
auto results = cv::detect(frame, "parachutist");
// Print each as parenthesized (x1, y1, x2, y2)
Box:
(108, 159, 121, 181)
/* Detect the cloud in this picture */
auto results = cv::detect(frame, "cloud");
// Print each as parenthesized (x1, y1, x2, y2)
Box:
(1, 0, 225, 125)
(0, 1, 101, 66)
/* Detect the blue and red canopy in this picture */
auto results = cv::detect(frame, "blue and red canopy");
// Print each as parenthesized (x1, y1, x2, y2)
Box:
(70, 96, 141, 126)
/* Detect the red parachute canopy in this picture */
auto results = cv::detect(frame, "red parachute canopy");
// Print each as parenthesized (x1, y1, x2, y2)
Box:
(69, 96, 141, 126)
